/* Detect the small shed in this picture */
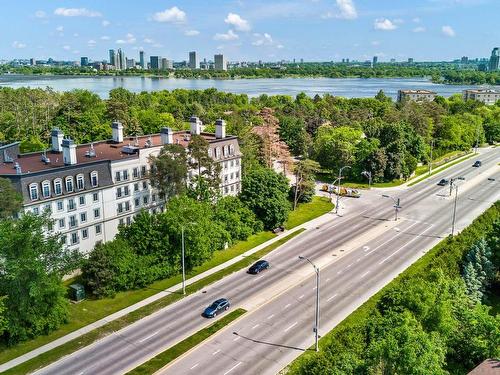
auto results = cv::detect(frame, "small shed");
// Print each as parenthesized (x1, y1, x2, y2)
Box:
(68, 283, 86, 302)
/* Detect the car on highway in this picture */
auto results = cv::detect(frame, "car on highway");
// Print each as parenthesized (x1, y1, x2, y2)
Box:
(202, 298, 230, 318)
(473, 160, 482, 167)
(247, 260, 270, 274)
(437, 178, 450, 186)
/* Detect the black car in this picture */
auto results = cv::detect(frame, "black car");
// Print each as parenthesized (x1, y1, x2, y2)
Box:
(437, 178, 449, 186)
(473, 160, 482, 167)
(202, 298, 230, 318)
(247, 260, 270, 274)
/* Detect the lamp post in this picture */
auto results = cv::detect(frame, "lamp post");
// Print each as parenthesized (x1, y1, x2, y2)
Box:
(361, 171, 372, 189)
(450, 177, 465, 236)
(181, 226, 186, 295)
(335, 166, 351, 214)
(428, 139, 434, 176)
(298, 255, 320, 352)
(382, 194, 401, 221)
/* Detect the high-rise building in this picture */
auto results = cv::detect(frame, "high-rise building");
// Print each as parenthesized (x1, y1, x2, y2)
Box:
(150, 56, 161, 70)
(489, 47, 499, 71)
(116, 48, 126, 70)
(214, 54, 227, 71)
(461, 56, 469, 64)
(372, 56, 378, 67)
(80, 57, 89, 67)
(30, 58, 36, 66)
(126, 58, 135, 69)
(188, 51, 198, 69)
(161, 58, 173, 70)
(139, 50, 145, 69)
(408, 57, 414, 64)
(109, 49, 116, 67)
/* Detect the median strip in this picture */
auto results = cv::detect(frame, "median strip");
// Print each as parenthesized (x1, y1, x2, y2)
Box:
(125, 308, 247, 375)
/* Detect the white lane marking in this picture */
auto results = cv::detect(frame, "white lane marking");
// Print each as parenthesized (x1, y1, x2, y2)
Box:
(190, 363, 199, 370)
(233, 336, 240, 341)
(213, 349, 221, 355)
(327, 294, 338, 302)
(252, 324, 260, 330)
(284, 322, 298, 332)
(364, 221, 420, 257)
(326, 278, 330, 282)
(267, 314, 275, 320)
(139, 330, 159, 343)
(379, 225, 434, 264)
(223, 362, 242, 375)
(356, 258, 361, 262)
(346, 263, 353, 269)
(284, 303, 291, 309)
(363, 246, 370, 252)
(298, 294, 304, 300)
(395, 227, 400, 232)
(360, 271, 370, 278)
(337, 270, 342, 275)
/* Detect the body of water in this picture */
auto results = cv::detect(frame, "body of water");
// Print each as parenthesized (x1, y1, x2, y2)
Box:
(0, 75, 496, 99)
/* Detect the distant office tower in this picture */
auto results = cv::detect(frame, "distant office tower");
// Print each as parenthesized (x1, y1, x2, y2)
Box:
(461, 56, 469, 64)
(116, 48, 126, 70)
(139, 50, 145, 69)
(214, 54, 227, 71)
(372, 56, 378, 67)
(126, 58, 135, 69)
(161, 58, 173, 70)
(390, 58, 396, 63)
(300, 58, 304, 63)
(408, 57, 414, 64)
(30, 58, 36, 66)
(150, 56, 161, 70)
(80, 57, 89, 67)
(346, 58, 350, 63)
(188, 51, 198, 69)
(109, 49, 116, 67)
(489, 47, 499, 71)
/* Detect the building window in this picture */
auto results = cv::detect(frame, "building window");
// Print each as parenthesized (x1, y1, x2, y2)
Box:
(229, 144, 234, 155)
(32, 206, 39, 215)
(115, 171, 121, 182)
(61, 235, 67, 245)
(65, 177, 74, 192)
(117, 203, 123, 214)
(117, 187, 122, 198)
(224, 175, 228, 183)
(143, 196, 149, 205)
(142, 181, 147, 189)
(95, 224, 102, 234)
(69, 215, 77, 228)
(68, 198, 76, 211)
(119, 218, 124, 226)
(126, 216, 132, 225)
(76, 174, 85, 190)
(59, 218, 65, 229)
(135, 198, 140, 207)
(223, 146, 228, 157)
(236, 171, 240, 179)
(91, 171, 98, 187)
(208, 148, 213, 158)
(44, 204, 52, 213)
(42, 180, 51, 198)
(71, 232, 79, 245)
(231, 185, 235, 192)
(236, 159, 240, 166)
(230, 173, 234, 180)
(224, 161, 228, 170)
(57, 201, 64, 211)
(141, 166, 147, 177)
(134, 183, 139, 192)
(133, 167, 139, 179)
(80, 212, 87, 223)
(79, 196, 86, 206)
(215, 147, 221, 159)
(93, 192, 99, 202)
(124, 186, 130, 196)
(224, 186, 229, 194)
(29, 184, 39, 201)
(82, 228, 88, 239)
(123, 170, 129, 180)
(125, 201, 131, 211)
(230, 160, 234, 167)
(94, 208, 100, 219)
(54, 179, 63, 195)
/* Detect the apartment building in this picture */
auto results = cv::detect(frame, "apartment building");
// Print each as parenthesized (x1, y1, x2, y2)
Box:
(462, 89, 500, 105)
(0, 117, 241, 253)
(397, 89, 437, 102)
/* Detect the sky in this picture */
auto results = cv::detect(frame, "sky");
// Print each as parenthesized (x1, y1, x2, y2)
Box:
(2, 0, 499, 63)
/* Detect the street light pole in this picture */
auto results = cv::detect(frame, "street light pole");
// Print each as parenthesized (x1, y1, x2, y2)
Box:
(181, 226, 186, 295)
(362, 171, 372, 189)
(335, 166, 351, 214)
(298, 256, 320, 352)
(428, 139, 434, 176)
(451, 185, 458, 236)
(382, 194, 401, 221)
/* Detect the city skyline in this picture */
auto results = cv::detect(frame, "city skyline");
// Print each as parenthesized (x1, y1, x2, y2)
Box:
(3, 0, 500, 62)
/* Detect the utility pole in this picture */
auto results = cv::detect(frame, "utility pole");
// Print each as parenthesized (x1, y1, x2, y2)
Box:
(335, 166, 351, 214)
(181, 226, 186, 295)
(298, 256, 320, 352)
(451, 185, 458, 236)
(382, 194, 401, 221)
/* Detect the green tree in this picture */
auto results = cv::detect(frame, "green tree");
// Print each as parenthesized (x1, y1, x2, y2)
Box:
(462, 238, 495, 303)
(19, 136, 47, 153)
(0, 213, 81, 344)
(214, 196, 263, 242)
(313, 125, 363, 171)
(278, 116, 310, 156)
(0, 177, 23, 219)
(240, 167, 290, 229)
(290, 159, 320, 209)
(188, 134, 221, 201)
(149, 144, 188, 200)
(0, 296, 7, 337)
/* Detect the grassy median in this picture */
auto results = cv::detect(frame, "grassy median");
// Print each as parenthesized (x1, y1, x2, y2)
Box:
(126, 308, 247, 375)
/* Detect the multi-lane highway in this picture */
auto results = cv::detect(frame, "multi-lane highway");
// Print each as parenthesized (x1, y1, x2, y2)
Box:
(34, 148, 499, 375)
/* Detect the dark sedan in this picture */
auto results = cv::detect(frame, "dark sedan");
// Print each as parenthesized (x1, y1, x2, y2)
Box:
(473, 160, 482, 167)
(247, 260, 270, 274)
(437, 178, 449, 186)
(202, 298, 230, 318)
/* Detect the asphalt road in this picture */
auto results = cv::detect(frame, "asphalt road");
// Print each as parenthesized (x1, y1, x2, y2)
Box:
(34, 148, 499, 375)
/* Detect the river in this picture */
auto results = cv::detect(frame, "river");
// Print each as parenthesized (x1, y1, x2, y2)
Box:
(0, 75, 496, 99)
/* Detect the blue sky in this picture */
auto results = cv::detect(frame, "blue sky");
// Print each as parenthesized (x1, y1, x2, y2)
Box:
(2, 0, 499, 62)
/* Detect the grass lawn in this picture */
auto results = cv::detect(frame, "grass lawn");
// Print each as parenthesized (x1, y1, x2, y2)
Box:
(126, 309, 247, 375)
(0, 198, 331, 371)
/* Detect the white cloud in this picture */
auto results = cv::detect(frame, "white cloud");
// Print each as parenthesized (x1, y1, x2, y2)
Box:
(34, 10, 46, 18)
(88, 39, 97, 47)
(144, 38, 154, 44)
(56, 25, 64, 32)
(442, 25, 455, 37)
(336, 0, 357, 20)
(116, 33, 136, 44)
(102, 20, 110, 27)
(12, 41, 26, 49)
(214, 29, 239, 41)
(224, 13, 250, 31)
(413, 17, 421, 23)
(100, 35, 110, 40)
(54, 8, 102, 17)
(73, 33, 79, 37)
(371, 40, 380, 46)
(413, 26, 426, 33)
(184, 29, 200, 36)
(62, 45, 71, 51)
(153, 6, 186, 23)
(374, 18, 397, 30)
(153, 43, 163, 48)
(276, 44, 284, 49)
(252, 33, 273, 46)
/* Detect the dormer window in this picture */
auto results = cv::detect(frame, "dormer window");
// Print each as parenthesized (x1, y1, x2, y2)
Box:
(65, 176, 74, 193)
(208, 148, 213, 158)
(54, 179, 63, 195)
(42, 180, 51, 198)
(215, 147, 221, 159)
(223, 146, 228, 157)
(91, 171, 98, 187)
(76, 174, 85, 190)
(229, 144, 234, 155)
(29, 184, 39, 201)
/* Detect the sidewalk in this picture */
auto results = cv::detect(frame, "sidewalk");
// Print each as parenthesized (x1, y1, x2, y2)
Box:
(0, 209, 336, 372)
